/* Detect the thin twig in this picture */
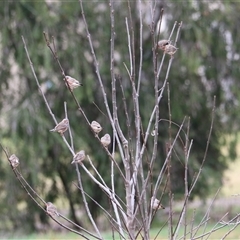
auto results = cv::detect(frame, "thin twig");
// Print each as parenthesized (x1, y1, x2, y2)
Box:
(173, 139, 194, 240)
(78, 0, 126, 182)
(125, 10, 142, 239)
(60, 213, 101, 239)
(148, 117, 186, 229)
(183, 117, 191, 240)
(73, 182, 127, 238)
(167, 83, 173, 240)
(189, 96, 216, 195)
(109, 8, 125, 234)
(74, 165, 102, 239)
(191, 212, 229, 240)
(137, 0, 143, 95)
(1, 145, 87, 237)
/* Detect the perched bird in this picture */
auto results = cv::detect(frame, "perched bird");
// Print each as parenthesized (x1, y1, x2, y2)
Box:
(164, 44, 178, 56)
(157, 39, 170, 51)
(64, 76, 82, 91)
(50, 118, 69, 135)
(101, 134, 111, 147)
(9, 154, 20, 169)
(91, 121, 102, 134)
(157, 39, 178, 57)
(71, 150, 86, 164)
(151, 197, 165, 210)
(46, 202, 59, 217)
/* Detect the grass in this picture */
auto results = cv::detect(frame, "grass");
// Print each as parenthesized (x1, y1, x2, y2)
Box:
(220, 133, 240, 196)
(2, 224, 240, 240)
(221, 148, 240, 196)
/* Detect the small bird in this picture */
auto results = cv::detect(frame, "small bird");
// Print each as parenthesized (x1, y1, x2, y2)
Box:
(151, 197, 165, 210)
(64, 76, 82, 91)
(157, 39, 170, 51)
(50, 118, 69, 135)
(101, 134, 111, 147)
(46, 202, 59, 217)
(71, 150, 86, 164)
(91, 121, 102, 134)
(164, 44, 178, 56)
(9, 154, 20, 169)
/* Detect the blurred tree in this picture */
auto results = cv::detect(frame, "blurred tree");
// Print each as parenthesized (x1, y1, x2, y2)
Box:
(0, 0, 239, 232)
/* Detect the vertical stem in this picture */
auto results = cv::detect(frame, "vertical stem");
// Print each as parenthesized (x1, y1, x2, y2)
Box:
(125, 15, 140, 239)
(137, 0, 143, 95)
(183, 117, 191, 240)
(167, 83, 173, 240)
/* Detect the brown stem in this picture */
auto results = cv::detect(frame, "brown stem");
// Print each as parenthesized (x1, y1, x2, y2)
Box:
(57, 164, 83, 228)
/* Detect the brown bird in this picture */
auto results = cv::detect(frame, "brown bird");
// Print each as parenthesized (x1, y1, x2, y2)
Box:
(157, 39, 170, 51)
(91, 121, 102, 134)
(101, 134, 111, 147)
(9, 154, 20, 169)
(71, 150, 86, 164)
(64, 76, 82, 91)
(46, 202, 59, 217)
(164, 44, 178, 56)
(151, 197, 165, 210)
(50, 118, 69, 135)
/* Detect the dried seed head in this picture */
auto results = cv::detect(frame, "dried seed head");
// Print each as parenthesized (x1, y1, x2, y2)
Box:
(157, 39, 170, 50)
(46, 202, 59, 217)
(101, 134, 111, 147)
(50, 118, 69, 135)
(91, 121, 102, 134)
(64, 76, 82, 91)
(71, 150, 86, 164)
(9, 154, 19, 169)
(151, 197, 165, 210)
(151, 129, 156, 136)
(164, 44, 178, 56)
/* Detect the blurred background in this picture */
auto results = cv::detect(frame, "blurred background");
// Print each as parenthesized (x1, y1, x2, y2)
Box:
(1, 0, 240, 238)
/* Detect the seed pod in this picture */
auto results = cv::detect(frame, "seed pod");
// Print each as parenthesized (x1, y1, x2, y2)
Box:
(50, 118, 69, 135)
(9, 154, 19, 169)
(46, 202, 59, 217)
(151, 130, 156, 136)
(157, 39, 170, 50)
(64, 76, 82, 91)
(101, 134, 111, 147)
(71, 150, 86, 164)
(91, 121, 102, 134)
(164, 44, 178, 56)
(151, 197, 165, 210)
